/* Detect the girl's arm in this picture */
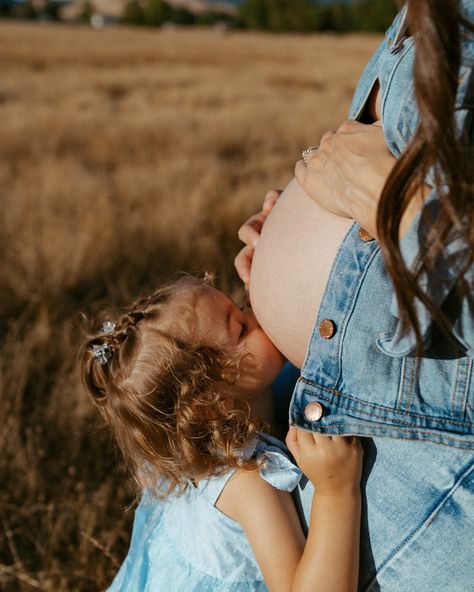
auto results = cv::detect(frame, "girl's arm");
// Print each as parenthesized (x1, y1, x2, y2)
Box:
(216, 428, 362, 592)
(286, 427, 362, 592)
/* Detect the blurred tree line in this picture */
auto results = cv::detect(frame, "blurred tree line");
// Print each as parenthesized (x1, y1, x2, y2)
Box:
(0, 0, 398, 32)
(120, 0, 397, 32)
(121, 0, 222, 27)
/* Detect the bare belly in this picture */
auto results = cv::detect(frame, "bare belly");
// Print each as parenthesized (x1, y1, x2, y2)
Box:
(249, 178, 352, 368)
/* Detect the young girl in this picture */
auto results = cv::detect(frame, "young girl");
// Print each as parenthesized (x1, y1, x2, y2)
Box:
(81, 275, 362, 592)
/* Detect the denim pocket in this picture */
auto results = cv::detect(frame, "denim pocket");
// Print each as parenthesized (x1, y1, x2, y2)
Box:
(398, 351, 473, 427)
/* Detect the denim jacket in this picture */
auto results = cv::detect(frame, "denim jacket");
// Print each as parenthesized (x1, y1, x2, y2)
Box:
(290, 1, 474, 449)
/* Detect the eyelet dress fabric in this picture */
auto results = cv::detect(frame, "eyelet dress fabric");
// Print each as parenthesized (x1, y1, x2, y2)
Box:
(107, 434, 302, 592)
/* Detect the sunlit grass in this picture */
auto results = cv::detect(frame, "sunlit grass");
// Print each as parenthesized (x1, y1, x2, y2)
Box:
(0, 21, 379, 591)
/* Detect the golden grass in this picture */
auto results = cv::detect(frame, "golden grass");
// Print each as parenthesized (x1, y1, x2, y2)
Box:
(0, 21, 380, 591)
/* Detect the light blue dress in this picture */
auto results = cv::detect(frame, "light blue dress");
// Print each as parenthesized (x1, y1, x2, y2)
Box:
(107, 433, 303, 592)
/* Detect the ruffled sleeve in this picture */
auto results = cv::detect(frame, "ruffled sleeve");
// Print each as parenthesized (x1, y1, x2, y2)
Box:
(254, 434, 303, 492)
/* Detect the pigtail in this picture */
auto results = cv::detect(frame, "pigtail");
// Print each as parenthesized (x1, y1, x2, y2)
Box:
(79, 276, 260, 500)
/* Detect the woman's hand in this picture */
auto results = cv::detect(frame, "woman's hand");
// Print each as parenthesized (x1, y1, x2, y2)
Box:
(295, 121, 397, 238)
(286, 426, 363, 496)
(234, 189, 282, 287)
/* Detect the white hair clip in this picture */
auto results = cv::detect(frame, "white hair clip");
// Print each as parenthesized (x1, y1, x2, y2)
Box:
(91, 343, 113, 365)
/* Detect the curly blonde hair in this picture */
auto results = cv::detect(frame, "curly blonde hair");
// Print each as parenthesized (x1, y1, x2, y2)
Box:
(80, 276, 260, 498)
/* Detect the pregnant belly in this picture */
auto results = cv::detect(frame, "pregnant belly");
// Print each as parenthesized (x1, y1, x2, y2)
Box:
(249, 178, 352, 368)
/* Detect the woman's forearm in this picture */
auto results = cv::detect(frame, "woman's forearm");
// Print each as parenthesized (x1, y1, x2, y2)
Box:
(291, 491, 361, 592)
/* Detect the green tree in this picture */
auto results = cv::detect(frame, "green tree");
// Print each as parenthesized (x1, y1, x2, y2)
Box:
(143, 0, 170, 26)
(195, 11, 235, 26)
(238, 0, 270, 30)
(350, 0, 397, 32)
(12, 0, 37, 19)
(43, 1, 62, 20)
(238, 0, 397, 33)
(239, 0, 316, 32)
(81, 0, 94, 22)
(170, 6, 195, 25)
(121, 0, 146, 25)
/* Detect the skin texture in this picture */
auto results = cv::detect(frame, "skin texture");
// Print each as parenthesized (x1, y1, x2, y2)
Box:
(217, 429, 362, 592)
(248, 179, 352, 368)
(190, 288, 363, 592)
(295, 121, 397, 238)
(294, 120, 426, 239)
(191, 286, 286, 397)
(237, 119, 425, 365)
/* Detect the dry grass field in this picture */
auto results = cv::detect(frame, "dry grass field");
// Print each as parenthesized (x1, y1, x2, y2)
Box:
(0, 21, 379, 591)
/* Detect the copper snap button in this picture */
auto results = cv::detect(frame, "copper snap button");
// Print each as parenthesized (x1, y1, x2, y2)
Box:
(358, 227, 375, 242)
(388, 38, 393, 48)
(319, 319, 336, 339)
(304, 402, 324, 422)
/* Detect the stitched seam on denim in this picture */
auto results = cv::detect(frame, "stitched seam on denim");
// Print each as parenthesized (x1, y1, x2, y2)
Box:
(451, 358, 462, 417)
(299, 222, 357, 372)
(395, 356, 406, 411)
(381, 36, 414, 126)
(404, 357, 416, 413)
(352, 73, 379, 122)
(296, 420, 474, 445)
(364, 459, 474, 592)
(302, 225, 380, 383)
(303, 390, 473, 433)
(298, 380, 474, 426)
(462, 358, 473, 422)
(335, 245, 382, 388)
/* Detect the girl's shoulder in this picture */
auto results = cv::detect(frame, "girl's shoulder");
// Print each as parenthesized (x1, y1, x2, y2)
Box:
(210, 433, 304, 515)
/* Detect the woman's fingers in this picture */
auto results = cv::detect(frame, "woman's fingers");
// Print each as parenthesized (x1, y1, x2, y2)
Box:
(262, 188, 282, 214)
(234, 245, 254, 285)
(235, 188, 282, 284)
(320, 128, 335, 145)
(237, 211, 266, 249)
(237, 189, 282, 248)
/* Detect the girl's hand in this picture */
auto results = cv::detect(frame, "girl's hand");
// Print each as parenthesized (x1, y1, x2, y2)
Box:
(286, 425, 363, 496)
(295, 121, 397, 239)
(234, 189, 282, 287)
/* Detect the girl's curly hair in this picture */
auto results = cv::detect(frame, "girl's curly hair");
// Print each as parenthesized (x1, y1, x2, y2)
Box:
(80, 275, 260, 499)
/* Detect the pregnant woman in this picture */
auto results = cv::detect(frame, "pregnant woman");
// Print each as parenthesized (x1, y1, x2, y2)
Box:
(237, 1, 474, 589)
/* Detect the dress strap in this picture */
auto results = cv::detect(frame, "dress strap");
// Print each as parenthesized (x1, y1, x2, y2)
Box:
(255, 433, 303, 492)
(198, 434, 304, 504)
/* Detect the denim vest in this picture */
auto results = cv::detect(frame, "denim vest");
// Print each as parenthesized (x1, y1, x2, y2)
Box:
(290, 1, 474, 450)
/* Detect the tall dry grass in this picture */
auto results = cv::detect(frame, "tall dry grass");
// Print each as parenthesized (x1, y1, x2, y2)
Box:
(0, 21, 380, 591)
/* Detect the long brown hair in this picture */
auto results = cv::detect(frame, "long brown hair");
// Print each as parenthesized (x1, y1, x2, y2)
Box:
(80, 276, 259, 499)
(377, 0, 473, 350)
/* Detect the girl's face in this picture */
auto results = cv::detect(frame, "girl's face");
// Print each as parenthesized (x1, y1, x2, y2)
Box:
(193, 287, 285, 399)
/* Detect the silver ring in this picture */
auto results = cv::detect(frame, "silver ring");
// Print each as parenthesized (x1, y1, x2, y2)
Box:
(302, 145, 319, 166)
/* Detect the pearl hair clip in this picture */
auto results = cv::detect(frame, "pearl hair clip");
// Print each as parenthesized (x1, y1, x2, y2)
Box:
(101, 321, 116, 334)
